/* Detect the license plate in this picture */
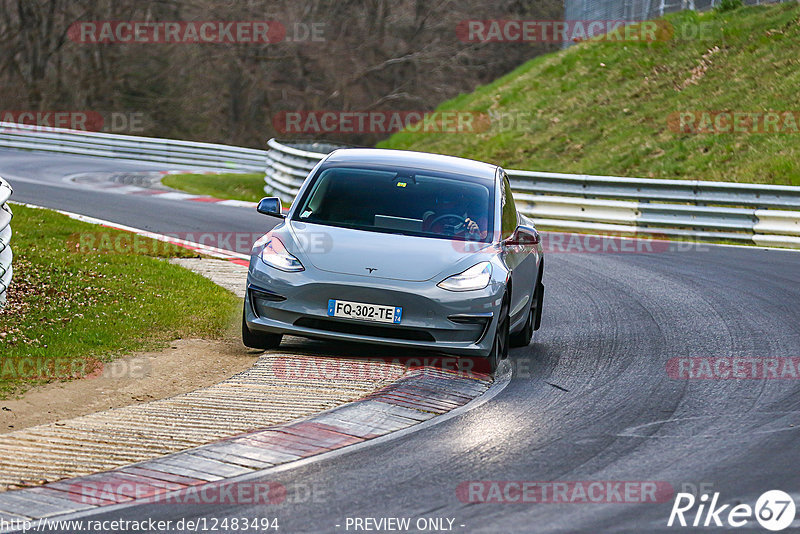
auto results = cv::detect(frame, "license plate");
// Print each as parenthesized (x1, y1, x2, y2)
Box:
(327, 299, 402, 324)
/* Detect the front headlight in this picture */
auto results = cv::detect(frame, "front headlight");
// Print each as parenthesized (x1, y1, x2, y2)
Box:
(255, 233, 304, 272)
(438, 261, 492, 291)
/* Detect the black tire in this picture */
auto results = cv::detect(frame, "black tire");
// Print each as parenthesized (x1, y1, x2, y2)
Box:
(533, 280, 544, 331)
(510, 278, 543, 347)
(510, 307, 534, 348)
(241, 307, 282, 350)
(485, 297, 510, 373)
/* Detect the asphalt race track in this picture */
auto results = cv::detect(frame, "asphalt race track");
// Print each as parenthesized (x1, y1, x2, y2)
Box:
(3, 149, 800, 533)
(1, 150, 259, 238)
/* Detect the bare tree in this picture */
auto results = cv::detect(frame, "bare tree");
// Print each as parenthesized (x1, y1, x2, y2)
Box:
(0, 0, 562, 146)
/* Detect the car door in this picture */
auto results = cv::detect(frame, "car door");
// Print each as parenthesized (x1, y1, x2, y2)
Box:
(500, 172, 538, 326)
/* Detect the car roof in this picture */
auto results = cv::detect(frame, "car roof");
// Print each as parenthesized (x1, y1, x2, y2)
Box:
(322, 148, 499, 181)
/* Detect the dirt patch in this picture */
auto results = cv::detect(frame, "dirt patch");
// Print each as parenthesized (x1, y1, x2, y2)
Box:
(677, 45, 721, 91)
(0, 338, 258, 434)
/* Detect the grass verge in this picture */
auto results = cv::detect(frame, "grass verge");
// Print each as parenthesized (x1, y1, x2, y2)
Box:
(379, 3, 800, 185)
(0, 204, 240, 398)
(162, 173, 265, 202)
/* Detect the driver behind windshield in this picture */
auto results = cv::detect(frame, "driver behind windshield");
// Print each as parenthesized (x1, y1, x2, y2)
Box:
(422, 188, 488, 240)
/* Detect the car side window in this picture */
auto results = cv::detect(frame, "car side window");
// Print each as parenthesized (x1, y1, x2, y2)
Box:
(500, 173, 517, 240)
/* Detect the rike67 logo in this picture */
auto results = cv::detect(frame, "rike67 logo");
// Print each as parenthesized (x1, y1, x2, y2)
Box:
(668, 490, 796, 531)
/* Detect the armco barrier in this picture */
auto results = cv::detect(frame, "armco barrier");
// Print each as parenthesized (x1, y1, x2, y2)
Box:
(0, 178, 12, 307)
(0, 122, 267, 172)
(263, 138, 344, 198)
(263, 139, 800, 248)
(0, 124, 797, 249)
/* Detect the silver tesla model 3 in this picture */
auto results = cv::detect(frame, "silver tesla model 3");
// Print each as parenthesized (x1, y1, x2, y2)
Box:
(243, 148, 544, 371)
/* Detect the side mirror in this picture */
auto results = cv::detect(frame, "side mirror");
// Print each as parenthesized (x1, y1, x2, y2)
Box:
(504, 225, 540, 252)
(257, 197, 284, 218)
(521, 226, 541, 246)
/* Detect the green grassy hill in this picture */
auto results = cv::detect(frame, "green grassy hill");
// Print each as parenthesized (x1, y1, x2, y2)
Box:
(379, 3, 800, 185)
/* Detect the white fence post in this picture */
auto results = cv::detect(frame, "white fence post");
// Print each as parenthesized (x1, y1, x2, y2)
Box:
(0, 178, 13, 308)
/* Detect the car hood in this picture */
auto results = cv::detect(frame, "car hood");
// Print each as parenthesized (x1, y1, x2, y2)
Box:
(287, 221, 493, 282)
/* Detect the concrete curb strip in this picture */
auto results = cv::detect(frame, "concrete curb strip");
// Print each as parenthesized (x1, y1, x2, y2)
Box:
(0, 353, 406, 492)
(0, 367, 491, 521)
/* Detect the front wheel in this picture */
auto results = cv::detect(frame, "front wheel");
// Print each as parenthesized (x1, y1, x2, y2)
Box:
(242, 307, 282, 350)
(510, 280, 543, 347)
(485, 297, 510, 373)
(509, 307, 534, 348)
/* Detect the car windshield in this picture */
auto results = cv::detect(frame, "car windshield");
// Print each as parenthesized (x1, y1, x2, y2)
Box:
(292, 165, 495, 242)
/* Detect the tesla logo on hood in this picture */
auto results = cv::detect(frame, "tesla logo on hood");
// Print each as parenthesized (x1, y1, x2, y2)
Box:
(365, 267, 378, 274)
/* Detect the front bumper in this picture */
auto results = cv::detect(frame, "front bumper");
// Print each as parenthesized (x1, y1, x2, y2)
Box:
(245, 260, 505, 357)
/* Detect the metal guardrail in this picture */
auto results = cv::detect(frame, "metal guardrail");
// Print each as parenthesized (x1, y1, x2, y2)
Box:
(263, 138, 351, 199)
(0, 178, 12, 307)
(0, 123, 797, 249)
(264, 138, 327, 199)
(0, 122, 267, 172)
(264, 139, 800, 248)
